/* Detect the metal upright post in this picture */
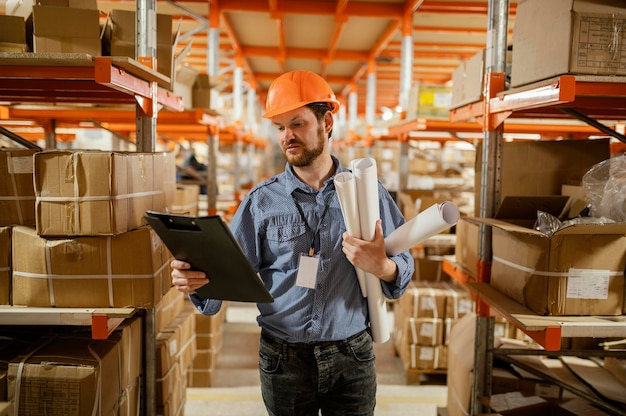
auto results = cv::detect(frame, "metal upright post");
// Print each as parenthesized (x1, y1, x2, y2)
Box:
(136, 0, 158, 153)
(472, 0, 509, 414)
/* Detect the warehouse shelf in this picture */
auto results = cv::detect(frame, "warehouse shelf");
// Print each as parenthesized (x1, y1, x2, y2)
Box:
(387, 115, 605, 141)
(0, 306, 136, 340)
(0, 52, 183, 113)
(449, 73, 626, 139)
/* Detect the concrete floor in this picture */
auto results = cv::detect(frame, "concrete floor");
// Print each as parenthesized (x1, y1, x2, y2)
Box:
(184, 302, 448, 415)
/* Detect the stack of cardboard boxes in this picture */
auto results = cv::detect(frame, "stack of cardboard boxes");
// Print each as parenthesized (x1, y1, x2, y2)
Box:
(392, 280, 474, 382)
(0, 146, 217, 415)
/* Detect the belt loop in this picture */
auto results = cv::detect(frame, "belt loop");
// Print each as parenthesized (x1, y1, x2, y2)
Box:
(282, 338, 289, 360)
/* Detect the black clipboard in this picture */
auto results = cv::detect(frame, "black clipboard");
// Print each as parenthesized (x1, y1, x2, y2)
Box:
(145, 211, 273, 303)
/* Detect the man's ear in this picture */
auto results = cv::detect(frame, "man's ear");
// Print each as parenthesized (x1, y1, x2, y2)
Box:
(324, 111, 334, 134)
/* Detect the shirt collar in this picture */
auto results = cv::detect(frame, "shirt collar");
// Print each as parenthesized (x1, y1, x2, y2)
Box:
(283, 155, 348, 195)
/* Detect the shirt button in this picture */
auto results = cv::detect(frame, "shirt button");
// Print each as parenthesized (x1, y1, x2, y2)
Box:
(313, 314, 319, 319)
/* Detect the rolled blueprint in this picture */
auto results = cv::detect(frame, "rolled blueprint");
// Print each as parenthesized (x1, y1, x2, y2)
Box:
(334, 171, 367, 297)
(385, 202, 460, 256)
(351, 158, 390, 344)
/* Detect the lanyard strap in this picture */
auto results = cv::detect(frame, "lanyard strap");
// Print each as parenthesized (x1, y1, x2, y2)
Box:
(292, 191, 334, 256)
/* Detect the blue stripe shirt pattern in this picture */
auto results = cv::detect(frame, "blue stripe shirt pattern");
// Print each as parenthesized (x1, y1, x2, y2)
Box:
(189, 156, 413, 343)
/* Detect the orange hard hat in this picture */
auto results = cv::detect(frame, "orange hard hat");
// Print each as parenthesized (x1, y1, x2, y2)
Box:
(262, 70, 341, 118)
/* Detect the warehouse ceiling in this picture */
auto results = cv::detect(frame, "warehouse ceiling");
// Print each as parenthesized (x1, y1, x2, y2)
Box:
(0, 0, 517, 118)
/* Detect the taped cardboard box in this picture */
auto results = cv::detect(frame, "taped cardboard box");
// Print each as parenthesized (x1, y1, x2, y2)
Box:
(0, 228, 9, 305)
(511, 0, 626, 88)
(34, 150, 168, 236)
(0, 15, 27, 52)
(7, 334, 122, 416)
(474, 216, 626, 315)
(11, 225, 171, 308)
(0, 148, 37, 227)
(105, 9, 173, 79)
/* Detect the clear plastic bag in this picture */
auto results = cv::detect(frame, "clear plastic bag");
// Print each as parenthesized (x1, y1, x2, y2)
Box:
(582, 154, 626, 222)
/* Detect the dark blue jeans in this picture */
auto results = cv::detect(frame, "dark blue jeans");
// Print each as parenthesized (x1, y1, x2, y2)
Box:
(258, 329, 377, 416)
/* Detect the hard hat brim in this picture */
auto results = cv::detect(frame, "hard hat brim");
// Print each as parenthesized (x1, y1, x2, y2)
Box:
(262, 99, 340, 119)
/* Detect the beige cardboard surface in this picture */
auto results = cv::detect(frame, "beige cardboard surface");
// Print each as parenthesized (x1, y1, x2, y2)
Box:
(474, 139, 610, 216)
(485, 219, 626, 315)
(0, 228, 9, 305)
(28, 6, 101, 55)
(0, 148, 37, 227)
(446, 313, 476, 416)
(34, 150, 170, 236)
(511, 0, 626, 87)
(11, 225, 170, 308)
(7, 334, 121, 416)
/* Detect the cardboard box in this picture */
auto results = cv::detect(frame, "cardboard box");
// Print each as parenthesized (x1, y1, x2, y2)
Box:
(478, 216, 626, 315)
(11, 225, 170, 308)
(0, 15, 27, 52)
(474, 139, 610, 216)
(511, 0, 626, 87)
(0, 148, 37, 227)
(26, 5, 101, 55)
(446, 313, 476, 416)
(455, 217, 480, 277)
(407, 84, 452, 119)
(174, 65, 199, 110)
(106, 9, 174, 79)
(34, 150, 168, 236)
(6, 0, 97, 17)
(7, 334, 122, 416)
(0, 228, 10, 305)
(192, 74, 212, 110)
(487, 392, 549, 416)
(170, 184, 200, 216)
(451, 49, 485, 108)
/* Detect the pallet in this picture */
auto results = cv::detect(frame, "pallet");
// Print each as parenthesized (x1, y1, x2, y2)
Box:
(405, 367, 447, 385)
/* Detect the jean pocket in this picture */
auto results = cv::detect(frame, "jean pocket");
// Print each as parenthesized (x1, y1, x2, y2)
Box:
(348, 336, 375, 363)
(259, 350, 282, 374)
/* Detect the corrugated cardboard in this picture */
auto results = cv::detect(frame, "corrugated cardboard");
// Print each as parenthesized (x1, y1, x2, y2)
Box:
(34, 150, 169, 236)
(192, 74, 212, 110)
(7, 334, 122, 416)
(106, 9, 173, 79)
(0, 148, 37, 227)
(475, 216, 626, 315)
(0, 15, 27, 52)
(6, 0, 97, 17)
(27, 5, 101, 55)
(446, 313, 476, 416)
(11, 225, 170, 308)
(174, 65, 199, 110)
(474, 139, 610, 216)
(0, 228, 10, 305)
(451, 49, 485, 109)
(511, 0, 626, 87)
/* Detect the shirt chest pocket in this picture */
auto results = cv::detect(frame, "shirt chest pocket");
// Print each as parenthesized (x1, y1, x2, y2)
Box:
(265, 223, 308, 261)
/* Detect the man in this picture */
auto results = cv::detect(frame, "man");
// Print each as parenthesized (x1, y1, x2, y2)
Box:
(171, 70, 413, 415)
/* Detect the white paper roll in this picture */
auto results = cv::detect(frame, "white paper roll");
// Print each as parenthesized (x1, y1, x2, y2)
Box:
(384, 202, 460, 256)
(352, 158, 390, 344)
(334, 171, 367, 297)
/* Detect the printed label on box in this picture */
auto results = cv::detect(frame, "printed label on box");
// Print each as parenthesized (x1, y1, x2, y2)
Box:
(566, 268, 610, 299)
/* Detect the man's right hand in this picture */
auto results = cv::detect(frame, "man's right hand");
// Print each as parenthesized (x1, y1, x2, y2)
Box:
(170, 260, 209, 294)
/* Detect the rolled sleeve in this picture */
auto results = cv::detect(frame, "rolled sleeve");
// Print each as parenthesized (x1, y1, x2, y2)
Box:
(188, 294, 223, 316)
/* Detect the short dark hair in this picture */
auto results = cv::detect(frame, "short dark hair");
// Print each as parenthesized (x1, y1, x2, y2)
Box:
(306, 102, 333, 138)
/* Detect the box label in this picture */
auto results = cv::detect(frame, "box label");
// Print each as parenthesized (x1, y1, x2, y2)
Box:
(566, 268, 610, 299)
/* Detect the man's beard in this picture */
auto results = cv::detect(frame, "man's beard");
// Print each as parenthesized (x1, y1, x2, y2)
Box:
(282, 124, 326, 167)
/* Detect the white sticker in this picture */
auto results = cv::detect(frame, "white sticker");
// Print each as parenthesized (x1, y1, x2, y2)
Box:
(8, 156, 33, 174)
(295, 254, 319, 289)
(566, 268, 610, 299)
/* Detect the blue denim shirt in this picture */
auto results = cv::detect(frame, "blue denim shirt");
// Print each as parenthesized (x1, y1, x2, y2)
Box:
(189, 156, 413, 342)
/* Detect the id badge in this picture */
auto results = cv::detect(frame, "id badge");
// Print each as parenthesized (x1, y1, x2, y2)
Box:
(295, 254, 320, 289)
